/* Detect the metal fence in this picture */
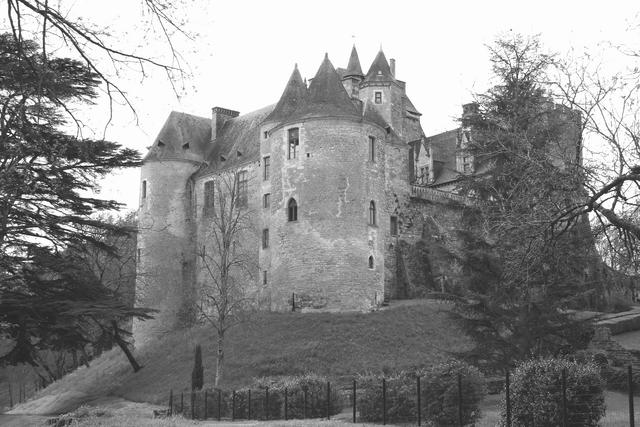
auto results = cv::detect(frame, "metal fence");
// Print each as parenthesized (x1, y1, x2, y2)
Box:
(166, 366, 640, 426)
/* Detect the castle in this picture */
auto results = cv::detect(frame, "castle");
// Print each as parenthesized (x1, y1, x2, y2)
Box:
(132, 46, 585, 344)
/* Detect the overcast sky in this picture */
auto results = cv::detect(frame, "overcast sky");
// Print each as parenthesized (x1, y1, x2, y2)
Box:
(27, 0, 640, 211)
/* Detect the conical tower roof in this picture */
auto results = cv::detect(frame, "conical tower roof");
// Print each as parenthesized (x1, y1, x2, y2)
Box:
(264, 64, 308, 123)
(365, 49, 395, 82)
(344, 45, 363, 78)
(288, 53, 359, 121)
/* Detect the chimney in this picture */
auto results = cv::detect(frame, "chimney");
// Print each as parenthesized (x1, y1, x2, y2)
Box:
(390, 58, 396, 77)
(211, 106, 240, 141)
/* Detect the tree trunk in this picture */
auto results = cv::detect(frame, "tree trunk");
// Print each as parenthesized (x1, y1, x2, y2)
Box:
(214, 332, 224, 387)
(111, 320, 142, 372)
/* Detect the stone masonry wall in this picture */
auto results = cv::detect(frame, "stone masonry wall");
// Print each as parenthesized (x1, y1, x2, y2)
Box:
(266, 118, 388, 311)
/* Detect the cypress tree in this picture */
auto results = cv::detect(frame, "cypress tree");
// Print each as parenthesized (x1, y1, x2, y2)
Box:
(192, 344, 204, 391)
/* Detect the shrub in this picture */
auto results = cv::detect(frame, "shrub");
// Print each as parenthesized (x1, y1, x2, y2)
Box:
(503, 358, 605, 427)
(355, 360, 485, 425)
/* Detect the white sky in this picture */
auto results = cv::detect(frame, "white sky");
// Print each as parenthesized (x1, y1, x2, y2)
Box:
(11, 0, 640, 211)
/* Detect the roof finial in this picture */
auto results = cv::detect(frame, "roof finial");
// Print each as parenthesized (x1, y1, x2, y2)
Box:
(324, 52, 329, 60)
(379, 43, 383, 52)
(294, 62, 298, 69)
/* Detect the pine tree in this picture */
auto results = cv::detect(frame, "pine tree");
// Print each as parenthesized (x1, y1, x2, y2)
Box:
(449, 34, 594, 372)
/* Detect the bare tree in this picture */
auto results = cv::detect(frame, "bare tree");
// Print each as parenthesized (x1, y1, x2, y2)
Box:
(197, 169, 257, 387)
(552, 31, 640, 273)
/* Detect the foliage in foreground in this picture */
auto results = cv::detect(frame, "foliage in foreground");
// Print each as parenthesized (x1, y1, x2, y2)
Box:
(356, 360, 486, 425)
(502, 358, 605, 427)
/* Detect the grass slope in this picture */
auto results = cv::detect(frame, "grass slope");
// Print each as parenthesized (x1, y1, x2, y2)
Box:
(10, 301, 469, 414)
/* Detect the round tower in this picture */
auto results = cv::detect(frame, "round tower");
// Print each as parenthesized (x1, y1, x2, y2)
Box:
(264, 54, 388, 311)
(133, 112, 210, 347)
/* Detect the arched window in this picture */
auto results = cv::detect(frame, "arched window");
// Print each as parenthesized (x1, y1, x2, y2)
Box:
(369, 201, 376, 225)
(288, 198, 298, 222)
(368, 256, 374, 269)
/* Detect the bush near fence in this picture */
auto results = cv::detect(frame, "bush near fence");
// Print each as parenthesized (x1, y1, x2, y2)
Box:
(356, 360, 486, 425)
(502, 358, 605, 427)
(169, 373, 343, 420)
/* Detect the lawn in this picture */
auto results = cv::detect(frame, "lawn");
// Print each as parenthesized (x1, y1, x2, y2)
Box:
(9, 300, 470, 415)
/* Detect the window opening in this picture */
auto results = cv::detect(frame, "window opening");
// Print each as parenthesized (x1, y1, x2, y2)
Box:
(263, 193, 270, 209)
(288, 198, 298, 222)
(263, 270, 268, 285)
(237, 171, 248, 208)
(368, 256, 374, 269)
(390, 216, 398, 236)
(288, 128, 299, 159)
(204, 180, 215, 216)
(374, 91, 382, 104)
(263, 156, 270, 180)
(262, 228, 269, 249)
(142, 180, 147, 199)
(369, 136, 376, 162)
(369, 201, 376, 226)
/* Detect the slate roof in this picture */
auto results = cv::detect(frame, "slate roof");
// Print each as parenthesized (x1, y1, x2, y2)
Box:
(198, 104, 275, 175)
(345, 45, 363, 77)
(264, 65, 307, 123)
(143, 111, 211, 162)
(286, 54, 360, 122)
(425, 128, 459, 186)
(365, 49, 396, 83)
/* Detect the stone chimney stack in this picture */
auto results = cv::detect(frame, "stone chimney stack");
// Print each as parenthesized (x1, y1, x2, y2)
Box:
(390, 58, 396, 77)
(211, 106, 240, 141)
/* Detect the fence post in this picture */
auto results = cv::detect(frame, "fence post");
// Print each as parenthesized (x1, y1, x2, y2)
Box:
(248, 389, 252, 420)
(180, 391, 184, 415)
(203, 390, 207, 420)
(304, 387, 308, 419)
(458, 373, 463, 427)
(353, 379, 357, 423)
(169, 389, 173, 416)
(217, 389, 221, 421)
(265, 387, 269, 420)
(327, 381, 331, 420)
(629, 365, 635, 427)
(505, 371, 511, 427)
(417, 376, 421, 427)
(382, 377, 387, 425)
(232, 390, 236, 421)
(561, 368, 568, 427)
(284, 387, 288, 420)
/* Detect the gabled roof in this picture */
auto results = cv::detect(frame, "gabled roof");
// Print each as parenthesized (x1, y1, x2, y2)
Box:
(264, 64, 307, 123)
(365, 49, 396, 83)
(144, 111, 211, 162)
(287, 54, 360, 122)
(344, 45, 363, 78)
(199, 104, 275, 175)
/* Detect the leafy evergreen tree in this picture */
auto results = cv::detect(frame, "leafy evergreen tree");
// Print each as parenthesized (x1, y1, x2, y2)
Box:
(449, 35, 595, 372)
(0, 34, 151, 372)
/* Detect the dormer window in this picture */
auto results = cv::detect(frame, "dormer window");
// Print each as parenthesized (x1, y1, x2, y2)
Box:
(220, 155, 226, 162)
(237, 150, 242, 157)
(158, 141, 165, 147)
(288, 128, 299, 159)
(374, 92, 382, 104)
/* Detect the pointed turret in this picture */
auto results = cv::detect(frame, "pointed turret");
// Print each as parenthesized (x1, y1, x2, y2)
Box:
(344, 45, 363, 78)
(365, 49, 396, 82)
(289, 53, 359, 121)
(265, 64, 308, 123)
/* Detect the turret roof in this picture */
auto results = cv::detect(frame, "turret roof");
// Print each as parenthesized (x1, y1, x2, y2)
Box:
(264, 64, 307, 123)
(287, 53, 359, 121)
(365, 49, 396, 82)
(344, 45, 363, 77)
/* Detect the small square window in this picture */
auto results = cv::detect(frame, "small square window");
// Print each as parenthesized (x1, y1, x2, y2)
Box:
(374, 91, 382, 104)
(263, 193, 270, 209)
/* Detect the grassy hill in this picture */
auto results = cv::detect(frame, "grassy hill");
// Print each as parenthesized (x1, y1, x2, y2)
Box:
(8, 300, 469, 415)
